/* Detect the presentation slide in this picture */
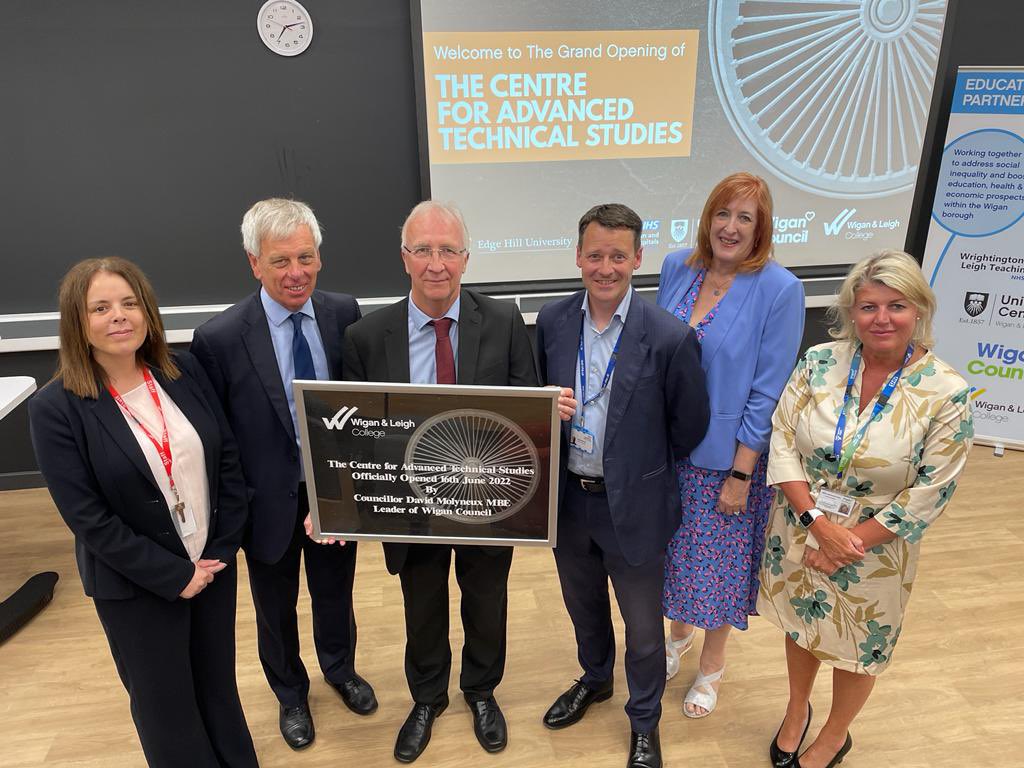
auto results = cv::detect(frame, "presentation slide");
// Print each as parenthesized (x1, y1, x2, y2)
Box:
(416, 1, 949, 284)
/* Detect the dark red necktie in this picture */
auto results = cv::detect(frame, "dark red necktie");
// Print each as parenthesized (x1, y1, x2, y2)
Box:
(430, 318, 456, 385)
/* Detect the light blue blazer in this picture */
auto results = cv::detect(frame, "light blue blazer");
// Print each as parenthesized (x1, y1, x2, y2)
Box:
(657, 249, 805, 471)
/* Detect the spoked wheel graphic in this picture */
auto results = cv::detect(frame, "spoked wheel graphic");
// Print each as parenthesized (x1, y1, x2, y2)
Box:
(709, 0, 947, 198)
(404, 409, 540, 524)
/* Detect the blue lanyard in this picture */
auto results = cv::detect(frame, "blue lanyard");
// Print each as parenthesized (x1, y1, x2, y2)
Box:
(577, 316, 623, 426)
(832, 344, 913, 478)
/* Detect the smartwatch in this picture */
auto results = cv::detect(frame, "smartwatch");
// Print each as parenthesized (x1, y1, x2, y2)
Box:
(799, 507, 824, 528)
(729, 468, 752, 481)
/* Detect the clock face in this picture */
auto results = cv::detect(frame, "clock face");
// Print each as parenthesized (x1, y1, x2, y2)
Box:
(257, 0, 313, 57)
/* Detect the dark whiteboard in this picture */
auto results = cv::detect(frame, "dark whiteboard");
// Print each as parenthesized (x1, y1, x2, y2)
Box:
(1, 0, 421, 314)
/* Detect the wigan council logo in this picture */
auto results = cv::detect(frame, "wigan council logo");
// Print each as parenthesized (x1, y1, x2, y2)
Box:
(670, 219, 689, 244)
(963, 292, 989, 317)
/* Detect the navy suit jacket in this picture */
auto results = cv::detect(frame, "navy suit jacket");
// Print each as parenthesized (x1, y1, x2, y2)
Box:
(657, 251, 805, 470)
(342, 288, 539, 574)
(29, 352, 248, 601)
(535, 290, 710, 566)
(191, 289, 361, 564)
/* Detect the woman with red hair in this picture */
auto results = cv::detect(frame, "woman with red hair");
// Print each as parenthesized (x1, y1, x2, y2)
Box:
(658, 173, 805, 717)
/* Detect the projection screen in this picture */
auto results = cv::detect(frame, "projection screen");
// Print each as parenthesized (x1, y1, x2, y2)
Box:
(413, 0, 950, 284)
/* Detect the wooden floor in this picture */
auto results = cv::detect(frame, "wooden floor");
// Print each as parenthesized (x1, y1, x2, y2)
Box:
(1, 446, 1021, 768)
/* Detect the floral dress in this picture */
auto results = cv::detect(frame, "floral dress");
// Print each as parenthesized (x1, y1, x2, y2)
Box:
(662, 271, 776, 630)
(759, 342, 973, 674)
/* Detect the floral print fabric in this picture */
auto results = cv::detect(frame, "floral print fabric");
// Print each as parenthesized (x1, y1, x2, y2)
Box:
(758, 342, 973, 674)
(662, 269, 775, 630)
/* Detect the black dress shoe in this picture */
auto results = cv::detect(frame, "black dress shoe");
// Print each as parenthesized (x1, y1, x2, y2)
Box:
(542, 678, 614, 729)
(328, 673, 378, 715)
(394, 700, 448, 763)
(466, 695, 508, 753)
(279, 701, 314, 750)
(794, 732, 852, 768)
(627, 727, 662, 768)
(769, 702, 813, 767)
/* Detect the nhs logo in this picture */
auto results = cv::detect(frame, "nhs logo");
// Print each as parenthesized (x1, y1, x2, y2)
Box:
(641, 219, 661, 248)
(322, 405, 359, 430)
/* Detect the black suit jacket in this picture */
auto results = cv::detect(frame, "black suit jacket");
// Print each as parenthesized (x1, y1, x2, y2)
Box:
(190, 289, 362, 564)
(29, 352, 248, 601)
(535, 290, 710, 566)
(342, 288, 539, 574)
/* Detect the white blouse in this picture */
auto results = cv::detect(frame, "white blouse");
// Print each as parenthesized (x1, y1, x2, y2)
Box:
(118, 379, 210, 562)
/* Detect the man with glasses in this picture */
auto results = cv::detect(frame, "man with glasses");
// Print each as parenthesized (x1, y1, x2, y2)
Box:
(535, 203, 708, 768)
(339, 200, 538, 763)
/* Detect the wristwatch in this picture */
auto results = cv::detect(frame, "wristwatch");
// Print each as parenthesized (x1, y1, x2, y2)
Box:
(799, 507, 824, 528)
(729, 468, 752, 481)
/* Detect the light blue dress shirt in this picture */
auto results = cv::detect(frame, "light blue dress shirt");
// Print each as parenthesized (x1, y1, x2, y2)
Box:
(568, 288, 633, 478)
(407, 294, 461, 385)
(260, 287, 329, 450)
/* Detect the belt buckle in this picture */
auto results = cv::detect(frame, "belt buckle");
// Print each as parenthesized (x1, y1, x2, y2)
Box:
(579, 477, 602, 492)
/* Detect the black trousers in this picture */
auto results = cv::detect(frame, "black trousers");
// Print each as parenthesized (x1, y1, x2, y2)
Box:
(246, 491, 359, 707)
(93, 561, 258, 768)
(553, 481, 666, 732)
(398, 543, 514, 706)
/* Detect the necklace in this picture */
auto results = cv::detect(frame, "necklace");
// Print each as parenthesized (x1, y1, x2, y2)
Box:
(705, 271, 735, 297)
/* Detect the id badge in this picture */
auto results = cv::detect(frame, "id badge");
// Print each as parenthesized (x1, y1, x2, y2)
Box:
(175, 503, 198, 536)
(816, 488, 857, 519)
(570, 423, 595, 455)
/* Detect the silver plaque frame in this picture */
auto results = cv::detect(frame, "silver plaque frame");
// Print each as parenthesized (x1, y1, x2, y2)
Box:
(294, 381, 561, 548)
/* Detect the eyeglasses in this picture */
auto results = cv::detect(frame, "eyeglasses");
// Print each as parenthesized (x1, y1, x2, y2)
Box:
(402, 245, 467, 262)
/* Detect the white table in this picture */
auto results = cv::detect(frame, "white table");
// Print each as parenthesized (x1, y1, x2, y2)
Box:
(0, 376, 36, 421)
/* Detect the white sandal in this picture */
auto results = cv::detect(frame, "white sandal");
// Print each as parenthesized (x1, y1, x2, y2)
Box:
(683, 665, 724, 718)
(664, 630, 695, 681)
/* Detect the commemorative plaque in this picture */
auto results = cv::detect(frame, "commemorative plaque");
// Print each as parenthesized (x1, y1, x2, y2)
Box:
(294, 381, 560, 547)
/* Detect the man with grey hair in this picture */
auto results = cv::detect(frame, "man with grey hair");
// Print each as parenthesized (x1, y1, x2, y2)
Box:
(192, 198, 376, 750)
(339, 200, 538, 762)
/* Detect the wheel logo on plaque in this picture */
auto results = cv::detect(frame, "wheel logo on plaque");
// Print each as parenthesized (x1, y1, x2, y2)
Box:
(403, 409, 540, 524)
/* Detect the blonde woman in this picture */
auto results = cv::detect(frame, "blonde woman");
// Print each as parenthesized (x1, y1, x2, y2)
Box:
(760, 251, 973, 768)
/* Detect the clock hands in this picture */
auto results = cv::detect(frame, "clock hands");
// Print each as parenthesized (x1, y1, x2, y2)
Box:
(269, 21, 301, 44)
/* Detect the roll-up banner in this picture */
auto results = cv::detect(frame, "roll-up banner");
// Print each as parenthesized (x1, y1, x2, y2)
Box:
(921, 66, 1024, 451)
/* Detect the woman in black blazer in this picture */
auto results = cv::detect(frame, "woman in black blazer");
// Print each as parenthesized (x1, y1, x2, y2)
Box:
(29, 257, 258, 768)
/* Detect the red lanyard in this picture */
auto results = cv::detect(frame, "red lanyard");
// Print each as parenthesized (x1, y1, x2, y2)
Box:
(108, 369, 185, 521)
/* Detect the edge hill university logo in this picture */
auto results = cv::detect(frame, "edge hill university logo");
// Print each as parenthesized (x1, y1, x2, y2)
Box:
(964, 292, 989, 317)
(323, 406, 359, 430)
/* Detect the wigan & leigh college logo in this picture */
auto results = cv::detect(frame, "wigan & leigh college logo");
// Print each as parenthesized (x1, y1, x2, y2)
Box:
(323, 405, 358, 430)
(964, 292, 989, 318)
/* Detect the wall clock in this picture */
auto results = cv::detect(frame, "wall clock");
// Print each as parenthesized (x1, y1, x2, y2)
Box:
(257, 0, 313, 57)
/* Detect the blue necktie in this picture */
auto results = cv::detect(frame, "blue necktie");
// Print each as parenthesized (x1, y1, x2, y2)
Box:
(290, 313, 316, 381)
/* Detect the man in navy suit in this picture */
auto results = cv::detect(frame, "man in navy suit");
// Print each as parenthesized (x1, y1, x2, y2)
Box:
(535, 204, 709, 768)
(191, 198, 376, 750)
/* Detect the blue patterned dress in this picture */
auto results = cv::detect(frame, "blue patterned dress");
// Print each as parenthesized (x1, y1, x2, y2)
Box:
(662, 271, 775, 630)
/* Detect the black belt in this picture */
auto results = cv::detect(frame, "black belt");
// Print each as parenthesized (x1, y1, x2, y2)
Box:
(568, 471, 606, 493)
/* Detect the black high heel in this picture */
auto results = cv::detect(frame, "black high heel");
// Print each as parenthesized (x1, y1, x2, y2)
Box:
(769, 702, 812, 767)
(793, 732, 852, 768)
